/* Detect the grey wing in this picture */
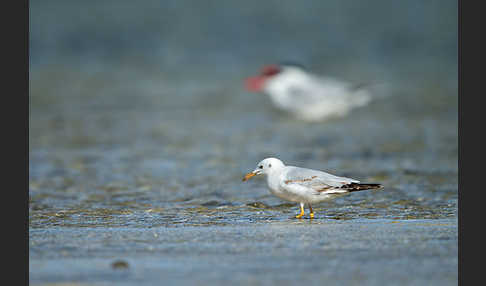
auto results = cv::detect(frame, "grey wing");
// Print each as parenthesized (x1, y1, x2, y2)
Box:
(283, 77, 351, 107)
(317, 76, 372, 106)
(282, 166, 359, 193)
(285, 85, 319, 106)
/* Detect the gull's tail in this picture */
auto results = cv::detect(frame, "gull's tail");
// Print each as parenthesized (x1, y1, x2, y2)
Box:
(340, 183, 382, 192)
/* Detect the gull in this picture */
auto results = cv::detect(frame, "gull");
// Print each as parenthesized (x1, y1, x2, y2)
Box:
(242, 158, 382, 219)
(245, 63, 378, 122)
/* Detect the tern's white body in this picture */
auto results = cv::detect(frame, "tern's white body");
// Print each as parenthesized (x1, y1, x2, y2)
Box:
(262, 66, 372, 121)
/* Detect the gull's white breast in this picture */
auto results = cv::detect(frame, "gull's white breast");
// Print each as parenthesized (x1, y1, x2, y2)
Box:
(265, 169, 302, 203)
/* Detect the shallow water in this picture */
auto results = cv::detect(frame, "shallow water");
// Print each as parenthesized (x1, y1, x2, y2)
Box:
(30, 0, 457, 285)
(29, 66, 458, 227)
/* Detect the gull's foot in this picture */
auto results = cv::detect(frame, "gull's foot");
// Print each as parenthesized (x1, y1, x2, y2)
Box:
(295, 213, 304, 219)
(295, 203, 305, 219)
(309, 212, 315, 219)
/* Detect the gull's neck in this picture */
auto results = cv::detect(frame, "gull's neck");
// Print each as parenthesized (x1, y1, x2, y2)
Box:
(265, 165, 285, 192)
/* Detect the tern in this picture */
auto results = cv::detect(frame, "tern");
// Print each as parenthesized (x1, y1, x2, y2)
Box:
(245, 64, 376, 122)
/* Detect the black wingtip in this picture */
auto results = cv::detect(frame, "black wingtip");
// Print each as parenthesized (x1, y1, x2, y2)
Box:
(342, 183, 383, 192)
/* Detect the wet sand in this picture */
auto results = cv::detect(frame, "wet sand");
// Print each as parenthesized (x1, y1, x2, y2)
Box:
(30, 218, 457, 286)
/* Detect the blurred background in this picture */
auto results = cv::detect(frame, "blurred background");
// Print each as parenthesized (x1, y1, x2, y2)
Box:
(29, 1, 458, 219)
(29, 0, 458, 217)
(29, 0, 457, 206)
(29, 0, 457, 283)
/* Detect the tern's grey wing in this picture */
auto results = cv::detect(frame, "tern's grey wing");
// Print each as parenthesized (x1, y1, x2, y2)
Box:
(316, 76, 371, 100)
(285, 85, 319, 105)
(283, 75, 343, 103)
(282, 166, 359, 191)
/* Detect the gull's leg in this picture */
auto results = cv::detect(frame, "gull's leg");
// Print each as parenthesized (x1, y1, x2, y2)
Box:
(295, 202, 305, 219)
(308, 204, 315, 219)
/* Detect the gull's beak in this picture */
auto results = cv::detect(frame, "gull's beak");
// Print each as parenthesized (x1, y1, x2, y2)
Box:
(242, 170, 261, 181)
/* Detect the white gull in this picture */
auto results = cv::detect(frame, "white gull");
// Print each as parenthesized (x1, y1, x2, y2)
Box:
(243, 158, 382, 219)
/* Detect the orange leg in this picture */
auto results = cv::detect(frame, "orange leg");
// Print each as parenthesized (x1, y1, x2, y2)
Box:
(309, 204, 315, 219)
(295, 203, 305, 219)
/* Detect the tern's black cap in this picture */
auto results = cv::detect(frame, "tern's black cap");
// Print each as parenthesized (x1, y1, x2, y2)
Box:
(278, 61, 307, 71)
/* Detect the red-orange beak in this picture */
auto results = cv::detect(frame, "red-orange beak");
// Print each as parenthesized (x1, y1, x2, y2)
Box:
(242, 172, 257, 181)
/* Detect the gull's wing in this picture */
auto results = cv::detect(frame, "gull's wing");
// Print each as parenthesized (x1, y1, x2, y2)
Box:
(280, 166, 359, 194)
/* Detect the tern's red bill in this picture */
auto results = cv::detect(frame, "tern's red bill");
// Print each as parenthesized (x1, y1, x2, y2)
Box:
(245, 76, 266, 92)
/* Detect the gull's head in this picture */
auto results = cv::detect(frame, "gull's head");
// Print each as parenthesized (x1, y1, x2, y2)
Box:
(242, 158, 285, 181)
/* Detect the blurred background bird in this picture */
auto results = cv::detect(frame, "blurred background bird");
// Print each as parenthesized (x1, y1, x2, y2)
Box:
(245, 63, 388, 122)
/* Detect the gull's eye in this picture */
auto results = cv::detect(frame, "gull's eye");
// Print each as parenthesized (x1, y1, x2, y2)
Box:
(269, 164, 272, 168)
(259, 165, 263, 169)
